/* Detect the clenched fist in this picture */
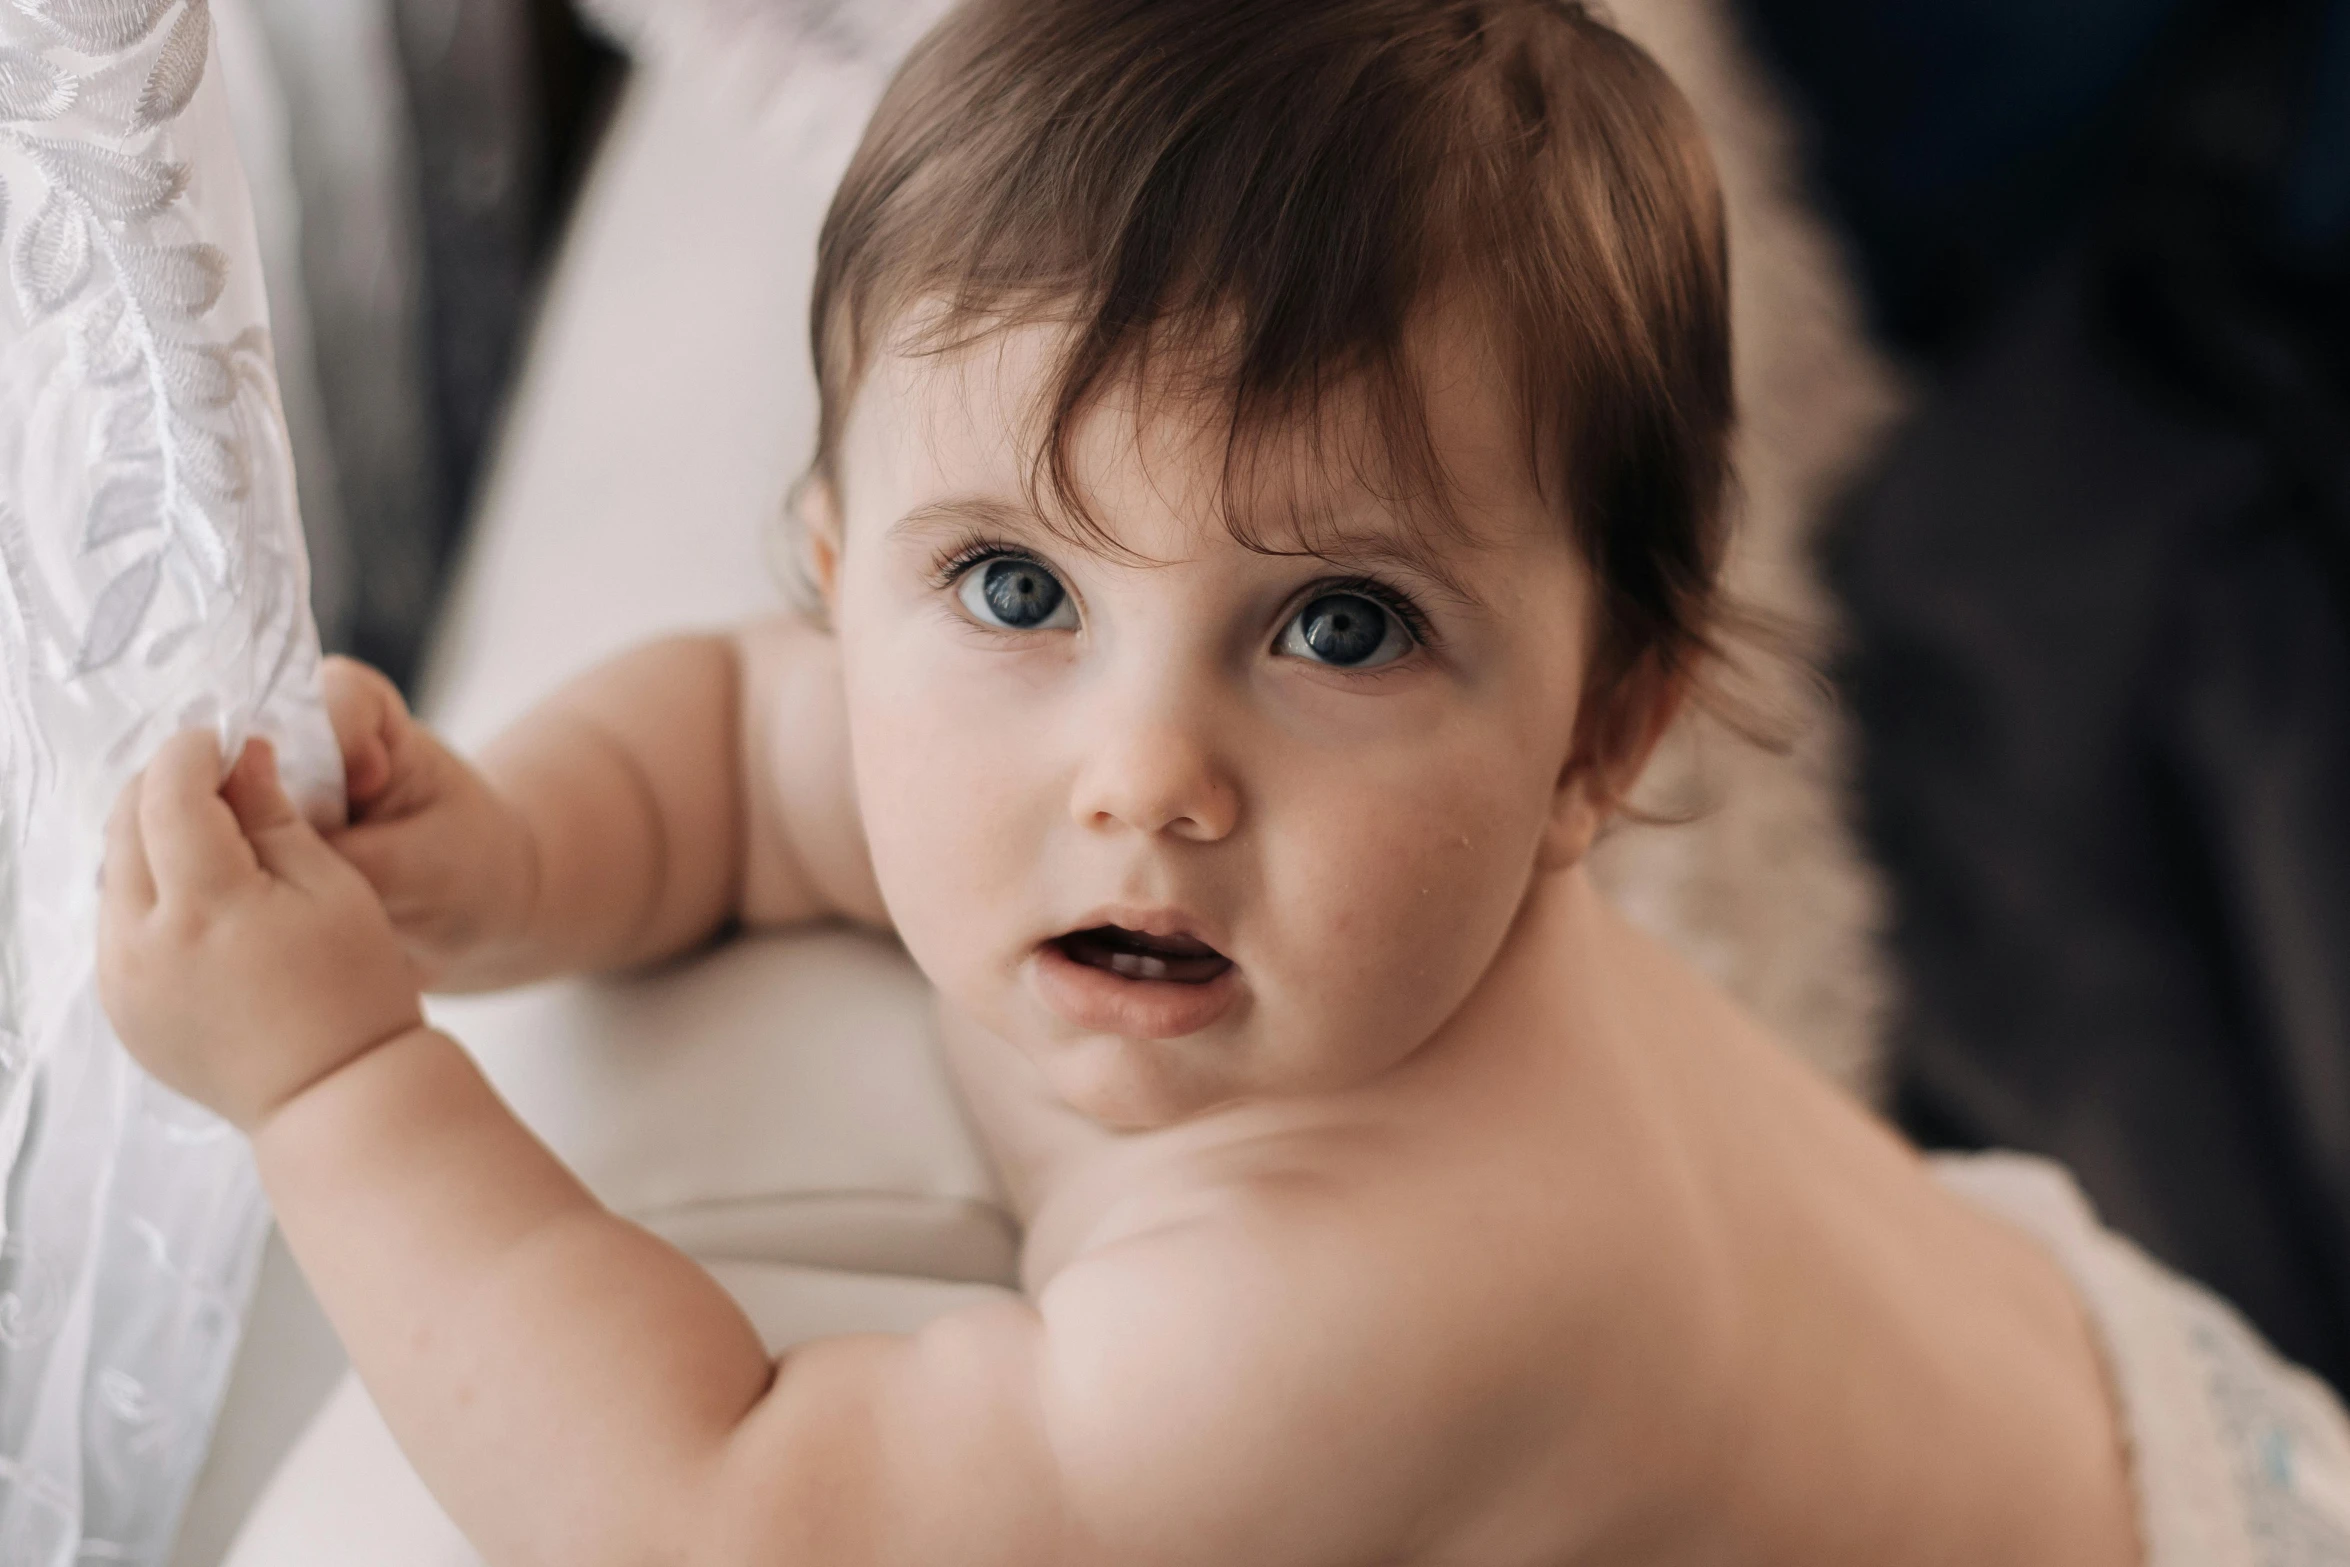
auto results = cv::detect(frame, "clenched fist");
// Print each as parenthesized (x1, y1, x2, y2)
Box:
(98, 730, 425, 1131)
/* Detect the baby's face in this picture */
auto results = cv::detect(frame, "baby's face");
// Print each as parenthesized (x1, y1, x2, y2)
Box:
(822, 318, 1598, 1128)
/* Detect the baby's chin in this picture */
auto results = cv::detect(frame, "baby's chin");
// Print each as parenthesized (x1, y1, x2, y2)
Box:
(1028, 1029, 1252, 1130)
(1021, 1015, 1410, 1130)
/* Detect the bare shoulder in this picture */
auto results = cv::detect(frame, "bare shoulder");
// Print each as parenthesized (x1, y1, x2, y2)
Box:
(706, 1205, 1511, 1567)
(730, 613, 889, 929)
(1029, 1159, 1553, 1564)
(713, 1088, 1610, 1564)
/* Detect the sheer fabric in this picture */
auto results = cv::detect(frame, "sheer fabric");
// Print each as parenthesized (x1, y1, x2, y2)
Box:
(0, 2, 337, 1561)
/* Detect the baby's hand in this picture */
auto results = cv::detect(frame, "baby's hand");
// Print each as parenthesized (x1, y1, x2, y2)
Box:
(98, 731, 424, 1131)
(323, 656, 538, 989)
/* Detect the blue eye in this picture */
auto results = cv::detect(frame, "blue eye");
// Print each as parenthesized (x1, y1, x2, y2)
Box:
(957, 555, 1077, 630)
(1277, 592, 1411, 668)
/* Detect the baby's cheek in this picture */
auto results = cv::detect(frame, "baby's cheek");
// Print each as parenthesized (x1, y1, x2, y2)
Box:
(1267, 765, 1541, 1072)
(848, 683, 1036, 999)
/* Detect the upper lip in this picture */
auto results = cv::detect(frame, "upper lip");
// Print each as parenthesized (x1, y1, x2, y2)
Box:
(1055, 904, 1227, 953)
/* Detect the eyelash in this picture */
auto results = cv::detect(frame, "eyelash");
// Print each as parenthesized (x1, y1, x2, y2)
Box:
(1301, 574, 1438, 655)
(927, 532, 1440, 656)
(928, 531, 1040, 593)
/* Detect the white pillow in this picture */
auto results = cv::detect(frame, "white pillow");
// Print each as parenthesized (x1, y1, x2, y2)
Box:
(434, 928, 1016, 1287)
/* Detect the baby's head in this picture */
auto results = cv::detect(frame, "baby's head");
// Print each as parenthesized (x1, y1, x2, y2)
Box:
(799, 0, 1731, 1126)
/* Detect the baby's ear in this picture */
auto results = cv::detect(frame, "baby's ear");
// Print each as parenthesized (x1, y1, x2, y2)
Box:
(794, 474, 846, 614)
(1538, 652, 1689, 870)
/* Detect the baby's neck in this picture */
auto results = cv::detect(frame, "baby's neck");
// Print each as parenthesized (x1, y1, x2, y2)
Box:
(936, 865, 1629, 1286)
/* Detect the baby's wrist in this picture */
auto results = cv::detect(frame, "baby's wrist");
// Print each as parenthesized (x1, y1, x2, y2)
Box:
(477, 792, 548, 985)
(485, 784, 545, 944)
(250, 1019, 441, 1145)
(426, 786, 550, 993)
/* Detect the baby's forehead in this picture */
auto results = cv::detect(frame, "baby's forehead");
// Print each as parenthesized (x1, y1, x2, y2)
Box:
(847, 313, 1549, 557)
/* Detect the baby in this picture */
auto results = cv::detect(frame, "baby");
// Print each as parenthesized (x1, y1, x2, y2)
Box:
(98, 0, 2142, 1562)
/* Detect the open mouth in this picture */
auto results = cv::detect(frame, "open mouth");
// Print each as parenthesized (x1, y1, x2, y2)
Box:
(1051, 925, 1233, 985)
(1031, 920, 1243, 1038)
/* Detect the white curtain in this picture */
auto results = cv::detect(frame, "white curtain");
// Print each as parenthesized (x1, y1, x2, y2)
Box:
(0, 1, 337, 1560)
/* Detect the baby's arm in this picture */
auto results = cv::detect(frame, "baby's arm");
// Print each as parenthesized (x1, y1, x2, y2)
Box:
(256, 1026, 1084, 1566)
(725, 614, 888, 931)
(97, 734, 1412, 1567)
(327, 613, 881, 991)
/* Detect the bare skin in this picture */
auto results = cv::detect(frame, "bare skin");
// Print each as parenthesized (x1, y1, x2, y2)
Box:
(98, 318, 2139, 1567)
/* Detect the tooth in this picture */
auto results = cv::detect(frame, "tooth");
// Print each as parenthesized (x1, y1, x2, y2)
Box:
(1108, 952, 1171, 980)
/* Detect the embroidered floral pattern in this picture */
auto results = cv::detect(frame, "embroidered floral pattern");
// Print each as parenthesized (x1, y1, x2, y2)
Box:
(0, 1, 336, 1560)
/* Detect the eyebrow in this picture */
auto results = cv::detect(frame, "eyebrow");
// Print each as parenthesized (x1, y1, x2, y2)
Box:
(889, 495, 1051, 547)
(888, 494, 1489, 613)
(1283, 529, 1486, 615)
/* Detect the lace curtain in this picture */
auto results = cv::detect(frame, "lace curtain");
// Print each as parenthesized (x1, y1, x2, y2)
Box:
(0, 1, 337, 1560)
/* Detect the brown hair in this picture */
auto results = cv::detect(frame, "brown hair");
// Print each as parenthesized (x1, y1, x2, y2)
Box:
(809, 0, 1735, 771)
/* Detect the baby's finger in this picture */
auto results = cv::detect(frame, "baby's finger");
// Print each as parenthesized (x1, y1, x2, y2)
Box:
(102, 773, 156, 912)
(322, 656, 402, 806)
(140, 728, 257, 899)
(221, 738, 339, 886)
(328, 815, 422, 901)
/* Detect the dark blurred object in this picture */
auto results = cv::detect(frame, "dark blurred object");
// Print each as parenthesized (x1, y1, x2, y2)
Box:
(1738, 0, 2197, 356)
(253, 0, 624, 694)
(1747, 0, 2350, 1384)
(381, 0, 625, 689)
(245, 0, 441, 679)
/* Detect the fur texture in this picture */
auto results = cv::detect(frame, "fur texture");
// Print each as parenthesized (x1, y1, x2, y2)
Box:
(1577, 0, 1906, 1094)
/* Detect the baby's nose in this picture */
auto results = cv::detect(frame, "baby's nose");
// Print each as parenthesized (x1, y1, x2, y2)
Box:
(1067, 714, 1238, 842)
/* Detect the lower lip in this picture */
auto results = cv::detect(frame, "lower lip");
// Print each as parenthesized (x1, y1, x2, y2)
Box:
(1029, 941, 1242, 1040)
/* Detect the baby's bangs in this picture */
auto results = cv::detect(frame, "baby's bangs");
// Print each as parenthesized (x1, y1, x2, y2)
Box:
(874, 278, 1485, 564)
(823, 0, 1525, 561)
